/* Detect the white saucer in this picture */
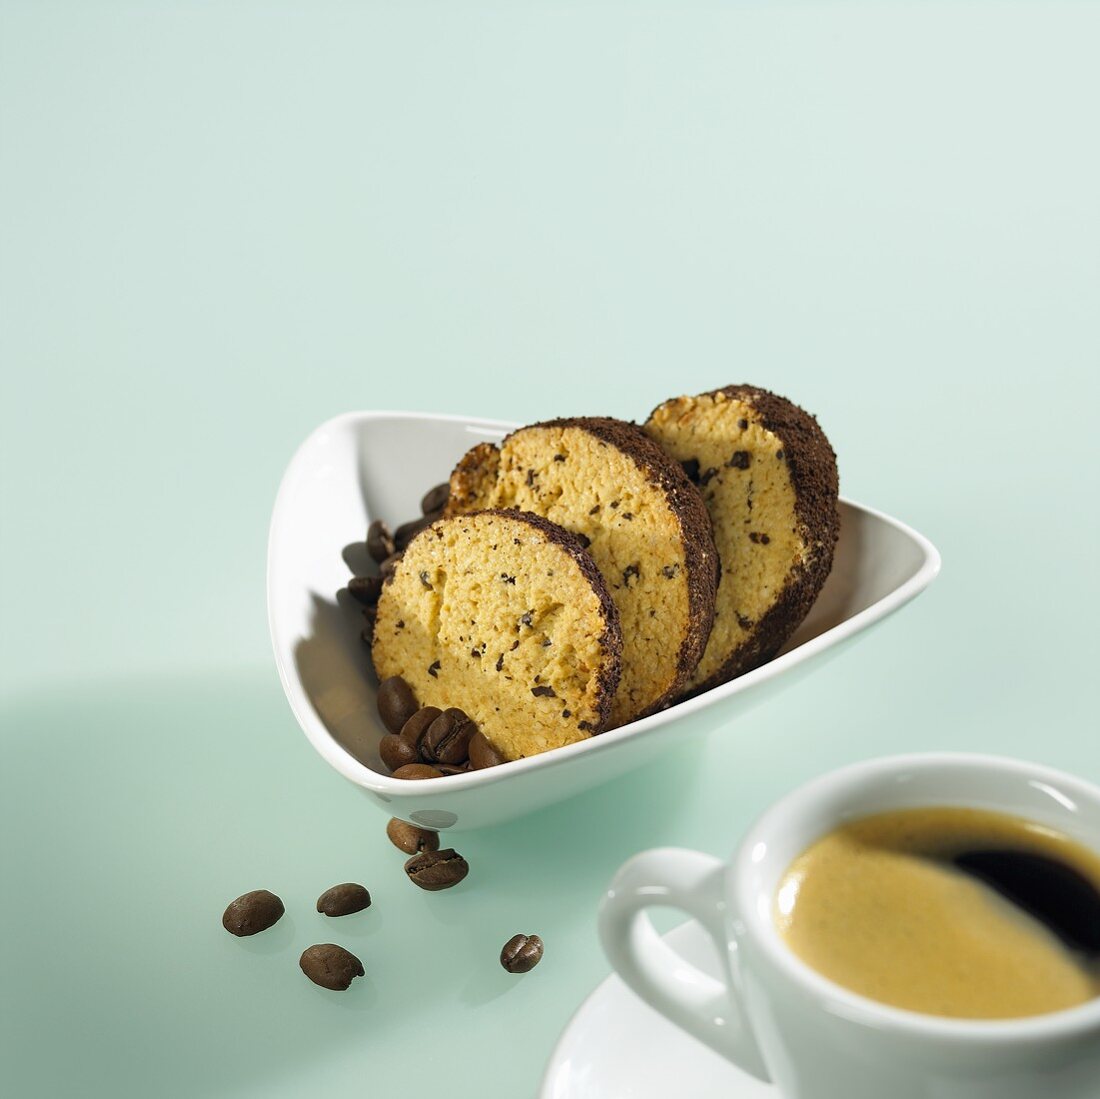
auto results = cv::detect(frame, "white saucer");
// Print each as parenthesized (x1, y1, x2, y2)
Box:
(541, 921, 775, 1098)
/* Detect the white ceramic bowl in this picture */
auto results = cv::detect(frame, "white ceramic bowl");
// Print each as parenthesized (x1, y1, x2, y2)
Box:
(267, 411, 941, 832)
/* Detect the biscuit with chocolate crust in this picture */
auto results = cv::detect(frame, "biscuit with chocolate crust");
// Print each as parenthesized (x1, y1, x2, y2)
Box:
(371, 509, 622, 762)
(644, 385, 839, 694)
(446, 417, 718, 727)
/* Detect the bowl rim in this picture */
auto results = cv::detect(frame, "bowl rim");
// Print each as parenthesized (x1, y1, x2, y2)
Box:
(267, 409, 942, 799)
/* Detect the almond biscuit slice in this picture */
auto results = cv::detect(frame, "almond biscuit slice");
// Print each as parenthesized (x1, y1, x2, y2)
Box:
(446, 417, 717, 727)
(644, 385, 839, 694)
(372, 509, 621, 761)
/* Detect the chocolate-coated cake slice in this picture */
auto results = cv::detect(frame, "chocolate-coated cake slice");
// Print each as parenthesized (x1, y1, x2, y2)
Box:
(372, 509, 621, 761)
(446, 417, 717, 727)
(644, 385, 839, 694)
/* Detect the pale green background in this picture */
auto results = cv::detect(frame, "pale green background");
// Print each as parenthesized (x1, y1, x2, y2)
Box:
(2, 1, 1098, 1096)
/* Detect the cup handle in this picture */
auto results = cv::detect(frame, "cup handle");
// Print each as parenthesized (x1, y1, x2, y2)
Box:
(598, 847, 770, 1082)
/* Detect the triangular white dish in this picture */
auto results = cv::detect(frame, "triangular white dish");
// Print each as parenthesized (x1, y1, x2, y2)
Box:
(269, 411, 940, 830)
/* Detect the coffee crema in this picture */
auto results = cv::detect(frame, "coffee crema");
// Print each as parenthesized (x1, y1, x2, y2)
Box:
(774, 807, 1100, 1019)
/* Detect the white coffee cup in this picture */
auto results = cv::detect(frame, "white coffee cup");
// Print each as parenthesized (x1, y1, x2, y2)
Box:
(599, 753, 1100, 1099)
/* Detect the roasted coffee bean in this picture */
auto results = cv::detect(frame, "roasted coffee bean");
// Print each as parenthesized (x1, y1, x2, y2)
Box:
(422, 708, 477, 765)
(366, 519, 396, 563)
(399, 706, 442, 747)
(394, 515, 432, 551)
(221, 889, 285, 937)
(377, 676, 418, 734)
(404, 848, 469, 891)
(386, 818, 440, 855)
(316, 883, 372, 917)
(299, 944, 364, 991)
(380, 734, 419, 772)
(469, 731, 506, 770)
(392, 763, 444, 780)
(500, 933, 544, 973)
(348, 576, 383, 606)
(420, 482, 451, 515)
(380, 552, 403, 580)
(435, 763, 470, 776)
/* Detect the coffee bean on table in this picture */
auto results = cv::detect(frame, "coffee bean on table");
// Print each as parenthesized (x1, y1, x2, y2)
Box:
(348, 576, 383, 606)
(380, 734, 419, 772)
(400, 706, 442, 748)
(422, 708, 477, 765)
(366, 519, 396, 563)
(221, 889, 285, 937)
(377, 675, 418, 734)
(299, 944, 364, 991)
(469, 731, 506, 770)
(394, 515, 431, 551)
(404, 849, 469, 891)
(316, 883, 372, 917)
(387, 818, 440, 855)
(420, 483, 450, 516)
(435, 763, 470, 776)
(392, 763, 444, 780)
(500, 933, 544, 973)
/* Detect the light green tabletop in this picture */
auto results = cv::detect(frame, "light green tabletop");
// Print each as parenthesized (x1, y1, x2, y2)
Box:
(2, 2, 1098, 1096)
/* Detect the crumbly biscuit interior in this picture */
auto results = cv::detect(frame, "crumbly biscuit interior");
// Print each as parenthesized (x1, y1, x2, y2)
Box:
(373, 513, 614, 761)
(455, 425, 691, 727)
(645, 393, 804, 688)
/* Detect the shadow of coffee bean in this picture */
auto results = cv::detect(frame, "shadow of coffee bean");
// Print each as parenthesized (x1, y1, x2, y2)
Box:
(234, 911, 296, 956)
(300, 971, 378, 1013)
(457, 964, 524, 1007)
(315, 904, 386, 939)
(342, 541, 375, 577)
